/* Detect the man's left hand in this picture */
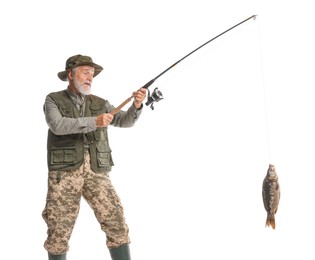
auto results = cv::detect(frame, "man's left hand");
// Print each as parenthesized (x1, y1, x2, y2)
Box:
(132, 88, 147, 109)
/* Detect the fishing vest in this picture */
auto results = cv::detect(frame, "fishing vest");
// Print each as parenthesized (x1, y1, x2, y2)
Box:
(47, 90, 114, 173)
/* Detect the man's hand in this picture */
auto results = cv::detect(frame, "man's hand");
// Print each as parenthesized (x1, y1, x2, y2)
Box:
(132, 88, 147, 109)
(95, 113, 113, 127)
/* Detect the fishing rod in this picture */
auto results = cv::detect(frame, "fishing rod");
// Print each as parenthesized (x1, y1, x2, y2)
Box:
(110, 14, 257, 115)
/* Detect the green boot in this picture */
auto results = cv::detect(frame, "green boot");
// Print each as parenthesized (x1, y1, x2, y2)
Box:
(48, 253, 67, 260)
(109, 244, 131, 260)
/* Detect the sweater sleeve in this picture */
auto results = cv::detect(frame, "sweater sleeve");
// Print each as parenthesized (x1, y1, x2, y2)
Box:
(44, 95, 97, 135)
(107, 101, 143, 128)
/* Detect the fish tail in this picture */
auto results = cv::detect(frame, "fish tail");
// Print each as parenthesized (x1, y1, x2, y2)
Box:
(265, 214, 276, 229)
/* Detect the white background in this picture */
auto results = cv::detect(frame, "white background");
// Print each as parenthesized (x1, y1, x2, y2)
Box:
(1, 0, 315, 259)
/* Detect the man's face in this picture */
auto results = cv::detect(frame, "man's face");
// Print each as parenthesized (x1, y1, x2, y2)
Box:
(72, 65, 95, 95)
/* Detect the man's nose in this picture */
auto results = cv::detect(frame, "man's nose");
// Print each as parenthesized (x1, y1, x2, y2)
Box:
(87, 74, 93, 81)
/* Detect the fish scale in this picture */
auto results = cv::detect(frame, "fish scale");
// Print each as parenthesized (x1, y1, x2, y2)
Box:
(262, 164, 280, 229)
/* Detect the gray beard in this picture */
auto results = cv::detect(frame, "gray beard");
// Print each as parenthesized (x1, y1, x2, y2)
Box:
(74, 80, 91, 95)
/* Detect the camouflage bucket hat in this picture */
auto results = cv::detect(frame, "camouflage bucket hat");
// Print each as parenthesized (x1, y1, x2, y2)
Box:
(58, 54, 103, 81)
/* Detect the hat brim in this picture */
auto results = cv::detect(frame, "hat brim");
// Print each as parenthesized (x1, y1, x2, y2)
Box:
(57, 62, 103, 81)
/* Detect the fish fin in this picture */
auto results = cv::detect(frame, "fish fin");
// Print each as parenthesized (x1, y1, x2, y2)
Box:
(266, 214, 276, 229)
(270, 218, 276, 229)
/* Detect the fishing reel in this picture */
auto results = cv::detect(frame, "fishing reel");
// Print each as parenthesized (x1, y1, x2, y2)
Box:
(145, 87, 164, 110)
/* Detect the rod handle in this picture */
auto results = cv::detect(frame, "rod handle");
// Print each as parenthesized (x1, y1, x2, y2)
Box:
(110, 79, 154, 116)
(110, 97, 133, 116)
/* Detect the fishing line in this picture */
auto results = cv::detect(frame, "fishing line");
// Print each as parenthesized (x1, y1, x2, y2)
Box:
(255, 18, 273, 162)
(110, 15, 257, 115)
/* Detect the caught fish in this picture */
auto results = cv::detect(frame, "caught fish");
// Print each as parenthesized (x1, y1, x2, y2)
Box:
(262, 164, 280, 229)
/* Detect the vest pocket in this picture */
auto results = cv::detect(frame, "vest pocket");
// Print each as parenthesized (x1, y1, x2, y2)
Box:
(51, 147, 77, 164)
(89, 104, 103, 116)
(96, 144, 114, 167)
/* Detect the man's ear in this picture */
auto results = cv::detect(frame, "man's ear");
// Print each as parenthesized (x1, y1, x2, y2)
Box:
(68, 70, 73, 80)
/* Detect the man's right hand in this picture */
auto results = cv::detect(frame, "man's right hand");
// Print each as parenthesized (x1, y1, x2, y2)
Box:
(95, 113, 113, 127)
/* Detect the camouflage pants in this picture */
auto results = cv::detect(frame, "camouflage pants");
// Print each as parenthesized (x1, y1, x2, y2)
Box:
(42, 152, 130, 255)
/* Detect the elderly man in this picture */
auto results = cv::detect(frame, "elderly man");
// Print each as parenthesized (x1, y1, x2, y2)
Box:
(42, 54, 146, 260)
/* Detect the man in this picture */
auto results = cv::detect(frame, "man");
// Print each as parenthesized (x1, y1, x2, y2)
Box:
(42, 54, 147, 260)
